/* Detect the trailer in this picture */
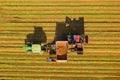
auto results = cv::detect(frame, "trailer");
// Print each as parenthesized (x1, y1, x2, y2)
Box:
(56, 41, 68, 62)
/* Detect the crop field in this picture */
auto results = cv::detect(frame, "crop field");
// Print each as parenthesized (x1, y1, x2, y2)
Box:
(0, 0, 120, 80)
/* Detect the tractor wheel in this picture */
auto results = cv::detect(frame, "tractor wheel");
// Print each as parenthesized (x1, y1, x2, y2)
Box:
(77, 47, 83, 54)
(85, 35, 88, 43)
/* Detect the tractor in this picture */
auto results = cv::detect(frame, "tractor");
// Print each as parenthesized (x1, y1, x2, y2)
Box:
(23, 17, 88, 62)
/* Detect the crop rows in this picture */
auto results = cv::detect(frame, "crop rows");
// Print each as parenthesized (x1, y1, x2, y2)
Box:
(0, 0, 120, 79)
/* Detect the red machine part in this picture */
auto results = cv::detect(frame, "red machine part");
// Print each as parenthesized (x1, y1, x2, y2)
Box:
(74, 35, 80, 43)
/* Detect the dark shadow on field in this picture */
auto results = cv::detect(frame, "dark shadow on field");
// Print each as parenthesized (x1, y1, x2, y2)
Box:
(25, 26, 47, 45)
(54, 16, 84, 41)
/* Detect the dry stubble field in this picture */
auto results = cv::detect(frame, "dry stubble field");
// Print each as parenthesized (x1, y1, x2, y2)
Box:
(0, 0, 120, 80)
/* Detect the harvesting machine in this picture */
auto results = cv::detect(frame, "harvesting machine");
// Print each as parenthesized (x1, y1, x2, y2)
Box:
(23, 17, 88, 62)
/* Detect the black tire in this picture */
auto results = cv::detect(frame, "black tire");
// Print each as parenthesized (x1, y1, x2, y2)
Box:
(77, 47, 83, 54)
(85, 35, 88, 43)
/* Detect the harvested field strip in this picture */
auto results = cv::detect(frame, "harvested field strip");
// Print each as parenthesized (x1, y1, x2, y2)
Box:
(2, 19, 120, 23)
(0, 74, 119, 78)
(3, 14, 120, 16)
(2, 7, 120, 11)
(1, 23, 120, 26)
(2, 2, 120, 6)
(0, 55, 119, 60)
(2, 11, 120, 15)
(0, 78, 118, 80)
(0, 68, 120, 73)
(0, 71, 119, 76)
(0, 57, 120, 62)
(2, 15, 120, 21)
(1, 58, 119, 63)
(0, 61, 120, 66)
